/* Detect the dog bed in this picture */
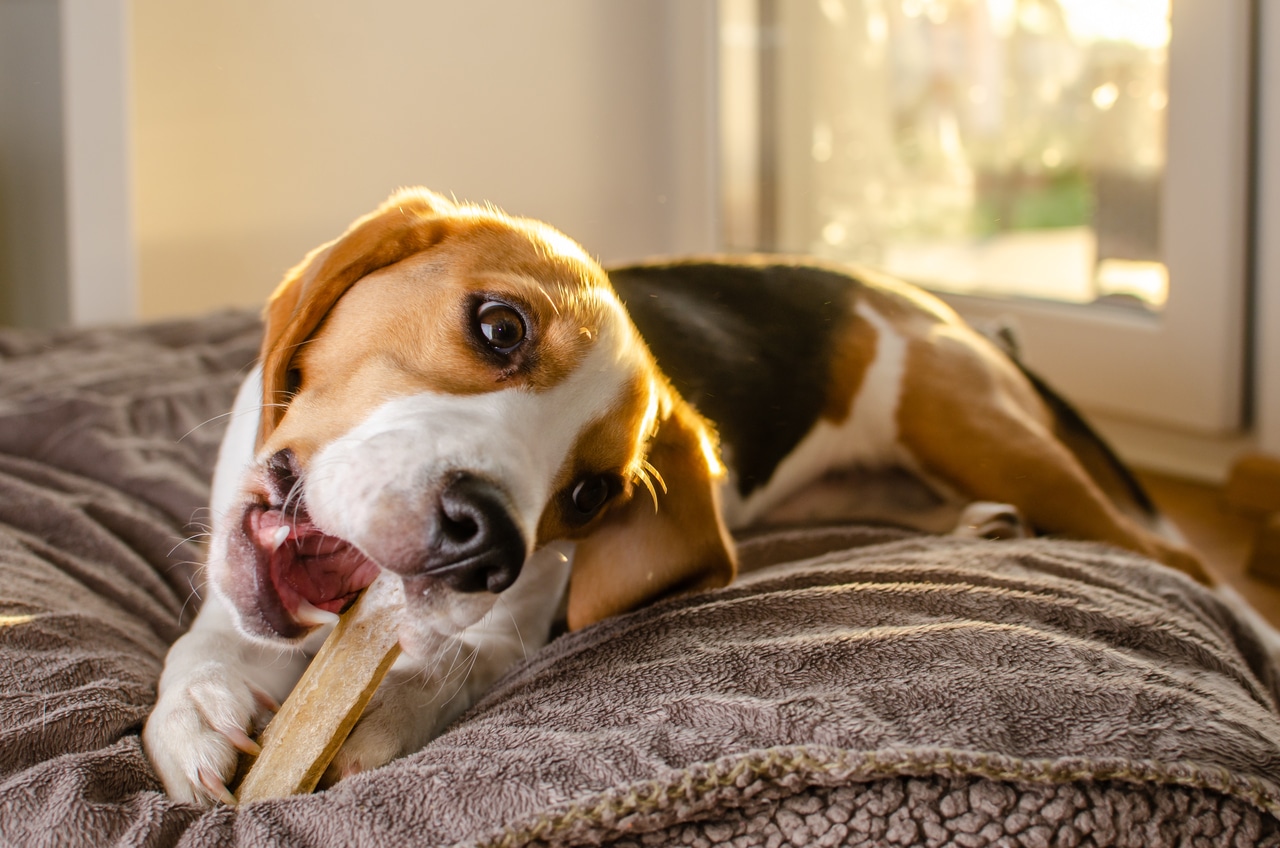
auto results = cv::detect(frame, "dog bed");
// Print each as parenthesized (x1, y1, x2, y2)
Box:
(2, 312, 1280, 847)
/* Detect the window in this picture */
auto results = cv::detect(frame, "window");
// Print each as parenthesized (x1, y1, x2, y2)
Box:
(722, 0, 1253, 434)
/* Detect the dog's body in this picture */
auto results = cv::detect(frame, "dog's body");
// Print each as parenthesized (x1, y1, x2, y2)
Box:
(607, 260, 1182, 546)
(145, 189, 1205, 805)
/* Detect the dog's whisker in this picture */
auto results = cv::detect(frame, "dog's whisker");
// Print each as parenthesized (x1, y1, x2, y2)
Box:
(177, 576, 210, 626)
(266, 642, 304, 670)
(168, 530, 213, 559)
(176, 411, 238, 443)
(493, 597, 529, 661)
(426, 639, 458, 685)
(438, 635, 471, 683)
(410, 637, 468, 703)
(178, 402, 284, 443)
(413, 636, 452, 686)
(436, 645, 481, 711)
(165, 557, 200, 576)
(280, 475, 307, 523)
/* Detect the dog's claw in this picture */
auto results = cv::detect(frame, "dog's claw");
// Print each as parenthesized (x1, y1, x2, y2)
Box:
(197, 766, 238, 806)
(223, 725, 261, 756)
(250, 685, 281, 715)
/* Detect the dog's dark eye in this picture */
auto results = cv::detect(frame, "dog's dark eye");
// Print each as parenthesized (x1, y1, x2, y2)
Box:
(476, 301, 526, 353)
(570, 475, 614, 517)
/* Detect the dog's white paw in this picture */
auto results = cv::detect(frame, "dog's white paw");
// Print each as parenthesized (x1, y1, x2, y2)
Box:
(143, 660, 278, 806)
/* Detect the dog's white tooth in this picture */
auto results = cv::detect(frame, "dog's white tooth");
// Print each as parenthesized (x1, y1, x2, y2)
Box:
(294, 598, 340, 627)
(270, 525, 290, 551)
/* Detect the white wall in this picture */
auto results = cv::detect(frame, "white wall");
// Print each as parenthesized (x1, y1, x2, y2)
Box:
(131, 0, 717, 320)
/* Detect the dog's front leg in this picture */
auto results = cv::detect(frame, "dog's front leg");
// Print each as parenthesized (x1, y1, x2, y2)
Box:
(143, 595, 310, 805)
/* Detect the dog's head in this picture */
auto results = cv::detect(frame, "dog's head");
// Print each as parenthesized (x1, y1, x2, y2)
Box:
(209, 188, 734, 652)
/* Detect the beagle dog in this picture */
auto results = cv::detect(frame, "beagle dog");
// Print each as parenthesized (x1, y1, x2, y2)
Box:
(144, 187, 1205, 805)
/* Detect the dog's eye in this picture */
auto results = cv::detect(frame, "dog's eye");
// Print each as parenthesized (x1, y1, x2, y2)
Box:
(570, 475, 614, 517)
(476, 301, 526, 353)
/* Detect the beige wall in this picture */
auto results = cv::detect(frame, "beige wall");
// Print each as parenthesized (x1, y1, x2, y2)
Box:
(132, 0, 716, 320)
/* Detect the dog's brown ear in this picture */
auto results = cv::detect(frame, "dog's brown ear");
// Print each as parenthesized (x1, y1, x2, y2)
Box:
(567, 395, 737, 630)
(258, 188, 455, 446)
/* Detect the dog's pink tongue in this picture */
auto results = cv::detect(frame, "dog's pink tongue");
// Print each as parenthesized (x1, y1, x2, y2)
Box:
(280, 541, 374, 614)
(252, 508, 378, 615)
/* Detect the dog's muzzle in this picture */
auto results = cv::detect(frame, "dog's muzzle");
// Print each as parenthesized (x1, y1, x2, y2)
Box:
(380, 472, 526, 594)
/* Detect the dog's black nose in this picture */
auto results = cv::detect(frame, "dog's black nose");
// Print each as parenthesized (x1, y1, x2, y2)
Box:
(413, 473, 526, 593)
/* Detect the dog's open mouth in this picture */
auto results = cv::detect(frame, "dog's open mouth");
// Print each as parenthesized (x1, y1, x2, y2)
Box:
(243, 502, 380, 636)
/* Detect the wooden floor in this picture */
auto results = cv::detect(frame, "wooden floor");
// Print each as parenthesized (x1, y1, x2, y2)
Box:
(1138, 470, 1280, 627)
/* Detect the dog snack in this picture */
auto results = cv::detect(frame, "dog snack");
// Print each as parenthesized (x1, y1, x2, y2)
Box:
(236, 573, 403, 803)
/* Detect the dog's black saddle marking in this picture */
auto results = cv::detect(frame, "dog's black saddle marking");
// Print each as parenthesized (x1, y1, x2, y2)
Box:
(608, 258, 860, 499)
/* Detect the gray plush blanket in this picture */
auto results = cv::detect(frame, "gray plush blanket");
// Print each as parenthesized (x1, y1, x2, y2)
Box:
(2, 312, 1280, 847)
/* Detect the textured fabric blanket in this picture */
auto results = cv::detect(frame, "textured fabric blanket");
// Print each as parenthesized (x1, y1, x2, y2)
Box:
(2, 313, 1280, 847)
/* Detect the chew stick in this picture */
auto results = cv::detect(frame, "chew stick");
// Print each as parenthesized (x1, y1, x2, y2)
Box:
(236, 572, 403, 803)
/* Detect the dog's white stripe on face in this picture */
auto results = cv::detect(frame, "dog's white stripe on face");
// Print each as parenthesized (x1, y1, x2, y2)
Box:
(303, 320, 635, 573)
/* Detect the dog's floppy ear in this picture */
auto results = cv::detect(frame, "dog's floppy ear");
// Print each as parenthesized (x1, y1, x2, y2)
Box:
(257, 188, 456, 446)
(567, 393, 737, 630)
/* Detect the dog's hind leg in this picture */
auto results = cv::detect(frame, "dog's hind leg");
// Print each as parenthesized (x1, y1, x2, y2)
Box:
(896, 327, 1209, 583)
